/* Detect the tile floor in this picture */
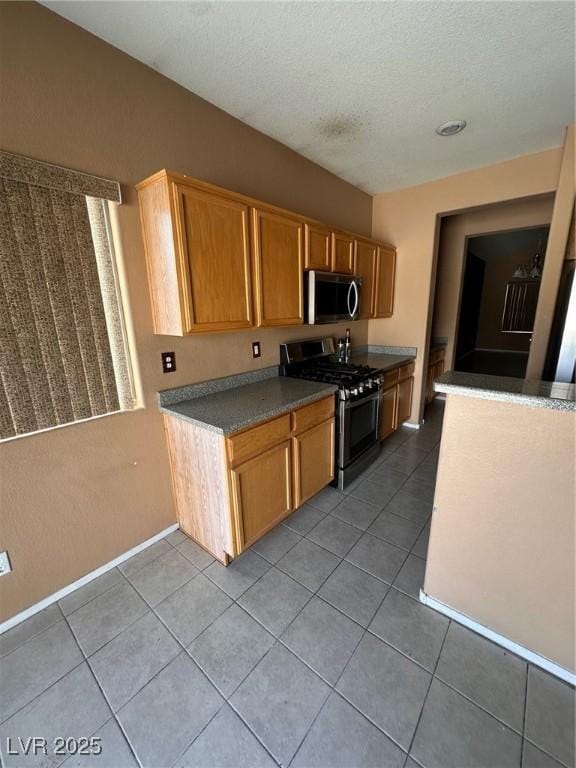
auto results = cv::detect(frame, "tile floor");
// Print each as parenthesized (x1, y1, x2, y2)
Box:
(1, 401, 574, 768)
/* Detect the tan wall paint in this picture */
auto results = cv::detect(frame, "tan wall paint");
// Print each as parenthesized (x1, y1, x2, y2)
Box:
(432, 197, 554, 367)
(425, 395, 575, 673)
(0, 2, 372, 621)
(371, 149, 563, 423)
(527, 124, 576, 379)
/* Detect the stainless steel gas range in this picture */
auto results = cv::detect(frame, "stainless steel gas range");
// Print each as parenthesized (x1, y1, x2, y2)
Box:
(280, 337, 385, 490)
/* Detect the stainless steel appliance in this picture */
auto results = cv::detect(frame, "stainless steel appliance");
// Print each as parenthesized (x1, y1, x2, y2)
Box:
(280, 337, 384, 489)
(306, 271, 362, 324)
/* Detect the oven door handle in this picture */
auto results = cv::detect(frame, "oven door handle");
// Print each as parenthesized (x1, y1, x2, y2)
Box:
(342, 390, 380, 409)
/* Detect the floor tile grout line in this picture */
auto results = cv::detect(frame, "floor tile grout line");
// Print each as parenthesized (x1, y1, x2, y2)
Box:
(122, 560, 200, 611)
(0, 654, 87, 728)
(331, 685, 410, 757)
(3, 540, 183, 660)
(185, 601, 277, 698)
(93, 579, 229, 766)
(145, 576, 287, 768)
(250, 527, 304, 567)
(429, 669, 529, 740)
(0, 610, 68, 663)
(404, 613, 452, 760)
(522, 734, 573, 768)
(60, 610, 144, 768)
(0, 603, 64, 659)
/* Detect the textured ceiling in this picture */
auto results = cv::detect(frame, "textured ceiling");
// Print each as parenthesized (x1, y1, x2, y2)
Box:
(43, 1, 575, 193)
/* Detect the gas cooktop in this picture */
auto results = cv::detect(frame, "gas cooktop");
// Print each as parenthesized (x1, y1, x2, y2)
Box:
(280, 340, 384, 401)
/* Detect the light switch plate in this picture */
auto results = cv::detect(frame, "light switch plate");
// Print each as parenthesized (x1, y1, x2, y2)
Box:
(0, 551, 12, 576)
(252, 341, 261, 359)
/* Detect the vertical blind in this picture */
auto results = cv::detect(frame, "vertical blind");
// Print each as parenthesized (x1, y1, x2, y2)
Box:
(0, 151, 134, 440)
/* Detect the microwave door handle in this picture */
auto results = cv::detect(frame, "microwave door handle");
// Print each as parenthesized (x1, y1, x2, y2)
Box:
(351, 280, 359, 318)
(347, 281, 353, 318)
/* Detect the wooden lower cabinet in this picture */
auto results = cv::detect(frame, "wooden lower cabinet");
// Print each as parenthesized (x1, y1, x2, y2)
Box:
(396, 376, 414, 425)
(379, 385, 398, 440)
(229, 440, 292, 550)
(164, 395, 335, 564)
(378, 362, 415, 442)
(293, 417, 335, 507)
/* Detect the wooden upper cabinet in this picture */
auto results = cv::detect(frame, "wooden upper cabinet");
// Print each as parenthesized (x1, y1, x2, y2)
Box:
(304, 223, 331, 271)
(375, 245, 396, 318)
(137, 172, 252, 335)
(252, 208, 304, 327)
(175, 185, 253, 332)
(331, 232, 355, 274)
(137, 169, 397, 335)
(354, 239, 378, 318)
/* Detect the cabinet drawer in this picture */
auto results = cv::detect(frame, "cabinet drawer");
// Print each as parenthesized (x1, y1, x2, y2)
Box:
(398, 361, 415, 381)
(291, 396, 335, 435)
(227, 414, 291, 467)
(382, 369, 399, 390)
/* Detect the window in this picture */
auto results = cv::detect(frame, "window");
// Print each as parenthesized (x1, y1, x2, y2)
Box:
(0, 151, 135, 440)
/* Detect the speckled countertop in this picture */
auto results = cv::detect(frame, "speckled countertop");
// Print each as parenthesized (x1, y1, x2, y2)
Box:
(160, 377, 337, 435)
(435, 371, 576, 412)
(351, 352, 415, 371)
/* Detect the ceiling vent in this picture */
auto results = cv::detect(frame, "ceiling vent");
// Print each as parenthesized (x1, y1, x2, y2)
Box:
(436, 120, 467, 136)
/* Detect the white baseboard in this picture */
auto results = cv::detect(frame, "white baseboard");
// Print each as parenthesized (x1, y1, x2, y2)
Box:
(420, 590, 575, 686)
(0, 523, 179, 635)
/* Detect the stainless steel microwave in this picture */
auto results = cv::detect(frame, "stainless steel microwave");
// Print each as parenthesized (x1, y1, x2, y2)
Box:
(306, 271, 362, 324)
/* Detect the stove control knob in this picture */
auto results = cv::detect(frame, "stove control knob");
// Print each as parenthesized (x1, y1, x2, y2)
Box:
(351, 387, 358, 396)
(359, 384, 365, 393)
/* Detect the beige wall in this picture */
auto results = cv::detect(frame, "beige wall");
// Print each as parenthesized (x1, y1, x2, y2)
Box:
(0, 2, 372, 621)
(371, 150, 563, 423)
(432, 197, 554, 367)
(527, 124, 576, 378)
(425, 394, 575, 674)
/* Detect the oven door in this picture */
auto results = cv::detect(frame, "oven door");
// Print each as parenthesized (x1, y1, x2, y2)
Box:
(307, 271, 361, 324)
(338, 391, 380, 469)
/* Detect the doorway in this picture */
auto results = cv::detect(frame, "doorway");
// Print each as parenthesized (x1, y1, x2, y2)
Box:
(452, 227, 549, 377)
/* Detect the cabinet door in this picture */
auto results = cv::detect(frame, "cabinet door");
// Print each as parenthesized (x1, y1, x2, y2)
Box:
(175, 185, 253, 332)
(396, 377, 414, 425)
(229, 440, 292, 550)
(379, 385, 398, 440)
(355, 240, 378, 318)
(304, 223, 331, 271)
(375, 246, 396, 317)
(252, 209, 304, 326)
(331, 232, 355, 274)
(293, 418, 335, 508)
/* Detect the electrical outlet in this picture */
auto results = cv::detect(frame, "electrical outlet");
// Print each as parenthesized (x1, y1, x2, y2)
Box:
(161, 352, 176, 373)
(252, 341, 261, 359)
(0, 551, 12, 577)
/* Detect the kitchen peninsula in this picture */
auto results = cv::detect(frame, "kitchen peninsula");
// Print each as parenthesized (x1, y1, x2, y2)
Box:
(422, 370, 576, 682)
